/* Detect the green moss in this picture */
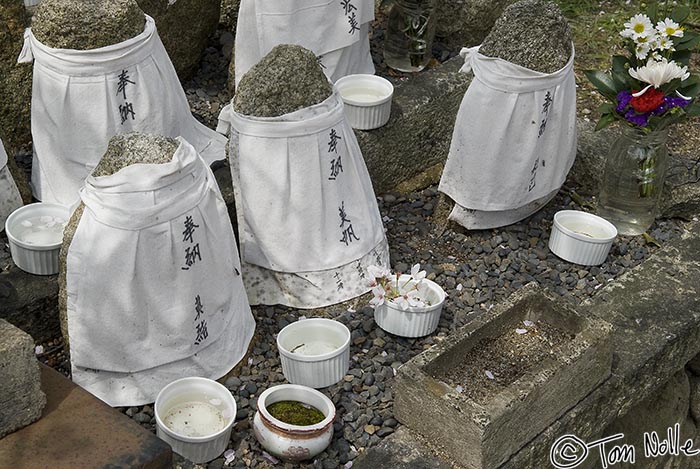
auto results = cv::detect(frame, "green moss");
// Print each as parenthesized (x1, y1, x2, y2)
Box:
(267, 401, 325, 426)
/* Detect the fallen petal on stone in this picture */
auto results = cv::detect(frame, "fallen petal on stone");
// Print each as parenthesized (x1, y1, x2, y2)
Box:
(485, 370, 495, 380)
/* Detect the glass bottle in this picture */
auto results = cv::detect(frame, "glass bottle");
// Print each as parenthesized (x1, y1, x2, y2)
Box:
(597, 126, 669, 236)
(383, 0, 437, 73)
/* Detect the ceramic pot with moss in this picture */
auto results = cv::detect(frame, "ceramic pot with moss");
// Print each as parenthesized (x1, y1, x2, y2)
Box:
(252, 384, 335, 461)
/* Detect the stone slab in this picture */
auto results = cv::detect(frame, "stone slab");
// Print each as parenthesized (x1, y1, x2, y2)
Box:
(393, 285, 612, 469)
(0, 319, 46, 439)
(0, 265, 60, 344)
(500, 225, 700, 468)
(0, 364, 172, 468)
(352, 426, 454, 469)
(356, 55, 471, 195)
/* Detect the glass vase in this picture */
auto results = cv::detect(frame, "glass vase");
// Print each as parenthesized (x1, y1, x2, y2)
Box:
(597, 126, 669, 236)
(383, 0, 436, 73)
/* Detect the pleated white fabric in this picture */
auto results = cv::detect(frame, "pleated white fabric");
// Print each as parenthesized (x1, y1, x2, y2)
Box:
(18, 15, 227, 207)
(234, 0, 375, 86)
(0, 138, 23, 231)
(66, 138, 254, 406)
(439, 45, 577, 229)
(218, 90, 390, 308)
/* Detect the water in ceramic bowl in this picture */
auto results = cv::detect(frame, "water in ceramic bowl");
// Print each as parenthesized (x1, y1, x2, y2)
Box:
(161, 392, 232, 438)
(14, 215, 67, 245)
(339, 85, 390, 104)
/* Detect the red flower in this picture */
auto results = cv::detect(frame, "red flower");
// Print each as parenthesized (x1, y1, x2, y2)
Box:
(630, 88, 665, 113)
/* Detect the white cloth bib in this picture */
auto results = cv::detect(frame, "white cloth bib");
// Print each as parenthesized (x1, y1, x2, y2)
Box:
(217, 90, 390, 308)
(439, 46, 577, 228)
(66, 138, 254, 406)
(0, 138, 23, 231)
(235, 0, 375, 87)
(18, 15, 227, 207)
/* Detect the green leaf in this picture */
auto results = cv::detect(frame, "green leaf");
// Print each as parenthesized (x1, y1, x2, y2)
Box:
(595, 112, 618, 131)
(584, 70, 621, 101)
(679, 78, 700, 99)
(671, 49, 692, 66)
(597, 102, 616, 114)
(671, 5, 691, 23)
(647, 2, 659, 22)
(612, 55, 629, 73)
(675, 34, 700, 51)
(686, 103, 700, 117)
(660, 77, 683, 94)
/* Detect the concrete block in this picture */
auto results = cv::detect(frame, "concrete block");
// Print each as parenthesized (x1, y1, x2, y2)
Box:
(393, 285, 612, 469)
(0, 364, 172, 468)
(501, 226, 700, 468)
(0, 319, 46, 439)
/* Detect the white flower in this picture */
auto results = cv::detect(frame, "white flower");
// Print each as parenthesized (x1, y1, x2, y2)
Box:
(367, 265, 391, 282)
(392, 295, 409, 309)
(622, 14, 654, 40)
(405, 290, 426, 308)
(410, 263, 427, 282)
(629, 58, 690, 88)
(656, 18, 684, 38)
(653, 36, 675, 52)
(369, 285, 386, 307)
(635, 41, 652, 60)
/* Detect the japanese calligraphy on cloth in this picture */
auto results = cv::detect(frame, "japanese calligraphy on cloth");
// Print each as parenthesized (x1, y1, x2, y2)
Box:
(234, 0, 374, 86)
(438, 45, 577, 228)
(65, 138, 254, 406)
(217, 90, 389, 308)
(17, 15, 227, 207)
(0, 138, 23, 230)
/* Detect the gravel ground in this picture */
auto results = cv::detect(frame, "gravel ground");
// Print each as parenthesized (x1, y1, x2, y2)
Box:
(0, 18, 695, 469)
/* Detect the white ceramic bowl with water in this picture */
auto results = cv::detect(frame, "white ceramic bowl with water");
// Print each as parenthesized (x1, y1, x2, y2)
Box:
(277, 318, 350, 388)
(335, 74, 394, 130)
(549, 210, 617, 266)
(374, 276, 446, 338)
(155, 377, 237, 463)
(5, 203, 70, 275)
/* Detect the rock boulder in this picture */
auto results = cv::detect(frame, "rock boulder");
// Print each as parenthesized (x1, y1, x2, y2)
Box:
(233, 44, 332, 118)
(479, 0, 572, 73)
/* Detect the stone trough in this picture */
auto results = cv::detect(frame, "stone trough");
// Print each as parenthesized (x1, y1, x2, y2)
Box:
(393, 285, 613, 469)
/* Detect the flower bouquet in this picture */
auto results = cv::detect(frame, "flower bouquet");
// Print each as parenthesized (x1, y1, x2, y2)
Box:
(367, 264, 446, 338)
(584, 2, 699, 234)
(585, 3, 699, 131)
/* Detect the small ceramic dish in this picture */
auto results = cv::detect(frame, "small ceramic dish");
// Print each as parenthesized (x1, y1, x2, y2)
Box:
(155, 377, 237, 464)
(335, 74, 394, 130)
(5, 203, 70, 275)
(549, 210, 617, 266)
(277, 318, 350, 388)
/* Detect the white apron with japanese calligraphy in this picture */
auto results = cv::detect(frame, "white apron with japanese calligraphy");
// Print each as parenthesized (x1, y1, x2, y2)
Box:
(0, 138, 23, 230)
(65, 138, 255, 407)
(17, 15, 227, 207)
(217, 90, 390, 308)
(438, 46, 577, 229)
(234, 0, 374, 87)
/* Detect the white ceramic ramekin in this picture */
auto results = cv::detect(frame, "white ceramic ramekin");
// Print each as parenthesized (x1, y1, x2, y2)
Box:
(5, 203, 71, 275)
(549, 210, 617, 266)
(253, 384, 335, 462)
(155, 377, 237, 464)
(277, 318, 350, 389)
(335, 74, 394, 130)
(374, 276, 446, 338)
